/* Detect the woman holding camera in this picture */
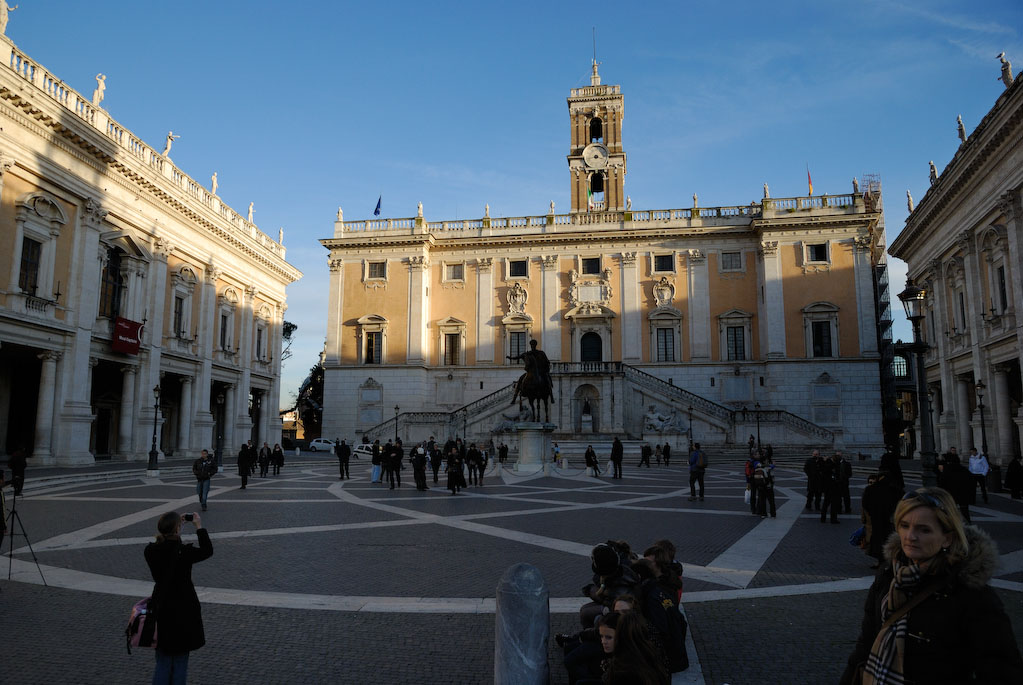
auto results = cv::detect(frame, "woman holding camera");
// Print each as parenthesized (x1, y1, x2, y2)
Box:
(841, 487, 1022, 684)
(145, 511, 213, 685)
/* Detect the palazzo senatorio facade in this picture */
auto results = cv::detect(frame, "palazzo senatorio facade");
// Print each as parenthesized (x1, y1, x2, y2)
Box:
(321, 65, 890, 453)
(890, 66, 1023, 472)
(0, 35, 301, 466)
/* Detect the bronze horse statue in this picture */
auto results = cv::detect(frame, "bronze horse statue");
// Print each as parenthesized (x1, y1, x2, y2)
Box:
(508, 339, 554, 422)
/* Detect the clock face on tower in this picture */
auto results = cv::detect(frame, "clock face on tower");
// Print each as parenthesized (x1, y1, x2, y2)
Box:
(583, 143, 609, 169)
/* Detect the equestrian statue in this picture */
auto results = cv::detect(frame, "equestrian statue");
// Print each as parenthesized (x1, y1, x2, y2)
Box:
(507, 339, 554, 422)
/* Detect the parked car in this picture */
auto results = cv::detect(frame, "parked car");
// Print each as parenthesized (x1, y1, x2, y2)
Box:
(308, 438, 335, 452)
(353, 444, 373, 459)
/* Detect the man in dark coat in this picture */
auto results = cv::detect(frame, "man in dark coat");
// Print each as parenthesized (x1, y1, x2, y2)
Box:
(610, 437, 624, 479)
(336, 439, 351, 480)
(662, 442, 672, 467)
(145, 511, 213, 683)
(386, 440, 403, 489)
(639, 443, 652, 467)
(803, 449, 824, 510)
(837, 452, 853, 514)
(191, 449, 216, 511)
(860, 470, 901, 566)
(236, 444, 250, 489)
(938, 455, 975, 522)
(819, 453, 842, 524)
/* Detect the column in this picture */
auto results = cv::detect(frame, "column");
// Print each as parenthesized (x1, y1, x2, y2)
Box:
(267, 303, 285, 443)
(325, 259, 344, 363)
(619, 252, 641, 361)
(144, 242, 171, 456)
(853, 237, 879, 356)
(117, 365, 137, 460)
(178, 377, 193, 456)
(687, 250, 711, 360)
(259, 388, 271, 446)
(407, 256, 429, 363)
(541, 256, 562, 360)
(32, 351, 60, 465)
(476, 258, 494, 362)
(757, 241, 786, 358)
(993, 366, 1014, 465)
(236, 286, 256, 440)
(956, 376, 973, 451)
(995, 192, 1023, 349)
(223, 383, 236, 454)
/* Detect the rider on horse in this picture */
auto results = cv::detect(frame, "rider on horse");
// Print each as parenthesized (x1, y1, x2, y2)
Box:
(508, 339, 553, 406)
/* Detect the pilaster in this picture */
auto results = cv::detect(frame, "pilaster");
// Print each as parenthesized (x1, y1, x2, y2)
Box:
(619, 252, 641, 361)
(757, 241, 786, 359)
(476, 258, 494, 362)
(325, 258, 344, 364)
(407, 255, 429, 364)
(541, 256, 561, 360)
(852, 236, 879, 356)
(686, 250, 710, 360)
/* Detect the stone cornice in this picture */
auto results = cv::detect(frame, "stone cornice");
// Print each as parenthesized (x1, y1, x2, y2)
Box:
(893, 73, 1023, 258)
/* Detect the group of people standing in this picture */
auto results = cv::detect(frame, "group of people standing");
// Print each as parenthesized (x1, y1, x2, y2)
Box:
(802, 449, 853, 523)
(235, 440, 285, 488)
(355, 436, 490, 495)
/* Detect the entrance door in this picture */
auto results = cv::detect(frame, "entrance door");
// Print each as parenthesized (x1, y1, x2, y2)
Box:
(581, 332, 602, 362)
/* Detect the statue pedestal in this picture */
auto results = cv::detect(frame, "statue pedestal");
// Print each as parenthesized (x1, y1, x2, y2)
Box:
(513, 422, 556, 471)
(581, 414, 593, 433)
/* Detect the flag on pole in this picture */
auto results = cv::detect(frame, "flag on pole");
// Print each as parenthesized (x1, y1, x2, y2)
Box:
(373, 195, 382, 216)
(806, 166, 813, 196)
(586, 187, 594, 211)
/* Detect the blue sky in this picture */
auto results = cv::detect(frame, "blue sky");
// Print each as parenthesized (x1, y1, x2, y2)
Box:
(10, 1, 1023, 404)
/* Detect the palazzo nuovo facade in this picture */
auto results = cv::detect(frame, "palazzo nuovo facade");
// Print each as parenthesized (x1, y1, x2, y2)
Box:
(321, 65, 892, 454)
(0, 35, 301, 466)
(891, 66, 1023, 471)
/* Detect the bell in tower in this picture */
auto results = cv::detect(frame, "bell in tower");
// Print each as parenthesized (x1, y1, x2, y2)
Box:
(567, 61, 626, 213)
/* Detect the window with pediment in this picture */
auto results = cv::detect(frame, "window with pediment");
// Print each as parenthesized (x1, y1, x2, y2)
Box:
(357, 314, 388, 365)
(802, 302, 839, 358)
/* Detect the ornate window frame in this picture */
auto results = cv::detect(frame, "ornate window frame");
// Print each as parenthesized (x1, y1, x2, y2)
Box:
(718, 250, 745, 274)
(169, 264, 198, 339)
(254, 303, 273, 362)
(981, 226, 1012, 316)
(10, 192, 68, 303)
(578, 254, 603, 276)
(802, 240, 831, 273)
(436, 316, 467, 366)
(505, 257, 530, 281)
(356, 314, 388, 365)
(217, 286, 240, 354)
(802, 301, 840, 358)
(443, 261, 466, 285)
(651, 252, 676, 275)
(717, 308, 753, 361)
(501, 309, 533, 366)
(363, 259, 388, 288)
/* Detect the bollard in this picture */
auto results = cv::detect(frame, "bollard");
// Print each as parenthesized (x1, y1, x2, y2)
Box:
(494, 563, 549, 685)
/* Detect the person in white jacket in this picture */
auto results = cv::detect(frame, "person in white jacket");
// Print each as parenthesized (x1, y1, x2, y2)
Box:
(968, 447, 990, 504)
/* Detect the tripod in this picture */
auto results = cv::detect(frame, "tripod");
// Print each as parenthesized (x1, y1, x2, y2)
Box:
(5, 486, 46, 585)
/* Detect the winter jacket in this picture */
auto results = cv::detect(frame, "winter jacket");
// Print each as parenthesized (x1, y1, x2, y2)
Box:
(144, 529, 214, 654)
(841, 526, 1023, 684)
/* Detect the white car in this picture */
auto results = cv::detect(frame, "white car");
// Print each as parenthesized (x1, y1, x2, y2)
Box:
(353, 444, 373, 459)
(308, 438, 335, 452)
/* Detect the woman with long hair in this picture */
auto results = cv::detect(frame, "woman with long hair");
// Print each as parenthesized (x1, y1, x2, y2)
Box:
(842, 487, 1022, 684)
(601, 610, 669, 685)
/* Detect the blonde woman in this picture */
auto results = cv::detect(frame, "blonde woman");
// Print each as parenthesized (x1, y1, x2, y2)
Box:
(842, 487, 1022, 684)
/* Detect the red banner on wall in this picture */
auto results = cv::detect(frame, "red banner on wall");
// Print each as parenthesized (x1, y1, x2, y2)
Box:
(112, 317, 144, 354)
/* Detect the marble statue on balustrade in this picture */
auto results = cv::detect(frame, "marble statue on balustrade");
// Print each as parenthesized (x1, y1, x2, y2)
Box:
(417, 201, 423, 218)
(957, 115, 967, 144)
(929, 161, 937, 185)
(906, 190, 914, 213)
(336, 206, 343, 222)
(278, 227, 284, 244)
(485, 204, 490, 218)
(162, 131, 179, 156)
(0, 2, 17, 36)
(763, 183, 770, 199)
(91, 74, 106, 107)
(692, 193, 698, 208)
(549, 200, 555, 214)
(247, 202, 254, 223)
(626, 195, 632, 210)
(507, 282, 527, 314)
(998, 52, 1013, 88)
(852, 177, 859, 193)
(210, 172, 218, 195)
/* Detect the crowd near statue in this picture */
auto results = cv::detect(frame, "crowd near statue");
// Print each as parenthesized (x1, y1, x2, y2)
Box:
(91, 74, 106, 107)
(507, 339, 553, 422)
(162, 131, 179, 156)
(0, 2, 17, 36)
(998, 52, 1014, 88)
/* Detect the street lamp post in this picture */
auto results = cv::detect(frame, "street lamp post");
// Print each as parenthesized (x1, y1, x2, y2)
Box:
(215, 392, 225, 470)
(147, 385, 161, 476)
(687, 405, 693, 453)
(462, 408, 467, 442)
(899, 280, 938, 486)
(394, 405, 399, 443)
(754, 402, 761, 451)
(976, 380, 989, 455)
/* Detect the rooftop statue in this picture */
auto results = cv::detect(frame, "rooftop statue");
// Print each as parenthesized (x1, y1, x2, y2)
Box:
(278, 227, 284, 244)
(336, 206, 343, 222)
(485, 203, 490, 218)
(210, 172, 218, 195)
(549, 200, 555, 214)
(247, 202, 254, 223)
(417, 201, 423, 218)
(906, 190, 914, 213)
(852, 177, 859, 193)
(626, 195, 631, 210)
(91, 74, 106, 107)
(692, 193, 698, 208)
(162, 131, 179, 157)
(998, 52, 1014, 88)
(0, 2, 17, 36)
(929, 161, 937, 185)
(957, 115, 966, 144)
(763, 183, 769, 199)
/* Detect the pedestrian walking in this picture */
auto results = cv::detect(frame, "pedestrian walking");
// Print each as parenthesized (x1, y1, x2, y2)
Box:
(386, 440, 403, 489)
(753, 456, 776, 517)
(662, 442, 672, 467)
(336, 439, 351, 480)
(639, 443, 652, 468)
(968, 447, 990, 504)
(803, 449, 824, 511)
(860, 470, 901, 568)
(610, 437, 624, 479)
(271, 443, 284, 475)
(370, 440, 383, 483)
(191, 449, 215, 511)
(258, 442, 271, 478)
(1007, 454, 1023, 499)
(498, 442, 509, 465)
(412, 442, 429, 490)
(246, 440, 257, 475)
(938, 455, 975, 523)
(688, 442, 707, 501)
(654, 444, 663, 466)
(837, 452, 853, 514)
(551, 441, 561, 465)
(819, 453, 842, 524)
(236, 444, 249, 489)
(145, 511, 213, 685)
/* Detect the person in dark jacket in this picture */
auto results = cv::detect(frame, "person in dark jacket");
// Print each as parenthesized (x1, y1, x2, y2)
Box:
(271, 443, 285, 475)
(661, 442, 671, 467)
(191, 449, 215, 511)
(837, 452, 853, 513)
(236, 444, 249, 489)
(145, 511, 213, 685)
(861, 470, 902, 567)
(610, 437, 624, 479)
(938, 455, 975, 522)
(336, 439, 350, 480)
(257, 442, 271, 478)
(841, 487, 1023, 684)
(631, 559, 688, 673)
(1006, 454, 1023, 499)
(446, 447, 465, 495)
(386, 440, 403, 489)
(879, 445, 905, 491)
(819, 453, 842, 524)
(639, 443, 652, 468)
(584, 445, 601, 477)
(579, 543, 640, 629)
(803, 449, 824, 510)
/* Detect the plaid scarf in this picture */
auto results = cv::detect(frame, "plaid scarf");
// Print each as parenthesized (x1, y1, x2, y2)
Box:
(861, 560, 926, 685)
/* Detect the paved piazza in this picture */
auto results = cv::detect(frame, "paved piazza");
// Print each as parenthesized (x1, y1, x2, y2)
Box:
(2, 455, 1022, 684)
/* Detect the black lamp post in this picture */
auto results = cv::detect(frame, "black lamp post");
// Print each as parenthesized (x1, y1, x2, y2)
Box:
(215, 392, 225, 470)
(687, 405, 693, 452)
(976, 380, 989, 455)
(899, 280, 938, 486)
(394, 405, 399, 443)
(147, 384, 161, 475)
(462, 408, 468, 441)
(754, 402, 761, 451)
(927, 389, 936, 456)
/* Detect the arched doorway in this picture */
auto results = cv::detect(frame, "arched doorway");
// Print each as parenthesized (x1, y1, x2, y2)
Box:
(581, 332, 602, 362)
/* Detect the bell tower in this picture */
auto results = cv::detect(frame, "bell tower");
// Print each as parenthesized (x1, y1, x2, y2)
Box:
(567, 62, 626, 213)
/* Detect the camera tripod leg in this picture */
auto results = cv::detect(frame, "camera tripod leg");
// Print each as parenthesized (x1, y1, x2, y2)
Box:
(6, 504, 47, 586)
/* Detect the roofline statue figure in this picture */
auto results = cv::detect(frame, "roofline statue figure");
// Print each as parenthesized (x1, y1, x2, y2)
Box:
(507, 338, 554, 422)
(0, 3, 18, 37)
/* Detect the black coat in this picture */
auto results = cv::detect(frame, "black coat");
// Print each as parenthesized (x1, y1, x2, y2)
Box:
(861, 475, 901, 560)
(144, 529, 214, 654)
(841, 527, 1023, 684)
(236, 449, 249, 477)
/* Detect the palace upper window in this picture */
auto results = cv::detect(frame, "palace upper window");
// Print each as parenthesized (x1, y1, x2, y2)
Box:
(18, 237, 41, 294)
(720, 252, 742, 271)
(582, 257, 601, 275)
(367, 261, 387, 280)
(806, 243, 829, 263)
(99, 248, 124, 318)
(508, 259, 528, 279)
(653, 254, 674, 273)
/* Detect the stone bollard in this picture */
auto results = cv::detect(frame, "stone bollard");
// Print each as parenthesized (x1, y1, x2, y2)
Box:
(494, 563, 549, 684)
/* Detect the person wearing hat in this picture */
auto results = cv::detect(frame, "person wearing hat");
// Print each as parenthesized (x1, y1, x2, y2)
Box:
(579, 543, 640, 629)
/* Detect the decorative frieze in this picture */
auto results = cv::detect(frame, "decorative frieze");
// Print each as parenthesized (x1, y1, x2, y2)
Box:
(477, 257, 493, 273)
(758, 241, 778, 258)
(620, 251, 637, 266)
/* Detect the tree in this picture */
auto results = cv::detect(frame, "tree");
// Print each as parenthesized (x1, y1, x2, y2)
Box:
(281, 320, 297, 363)
(296, 361, 323, 439)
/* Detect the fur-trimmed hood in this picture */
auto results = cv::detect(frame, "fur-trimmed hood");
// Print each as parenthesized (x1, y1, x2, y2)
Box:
(882, 525, 999, 590)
